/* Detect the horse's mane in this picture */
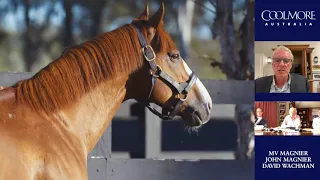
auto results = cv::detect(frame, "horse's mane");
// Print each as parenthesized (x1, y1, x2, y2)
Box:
(14, 22, 177, 115)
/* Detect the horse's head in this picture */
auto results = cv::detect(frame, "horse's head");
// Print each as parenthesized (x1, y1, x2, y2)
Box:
(127, 3, 212, 128)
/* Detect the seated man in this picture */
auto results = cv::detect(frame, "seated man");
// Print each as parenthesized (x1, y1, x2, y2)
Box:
(255, 45, 310, 93)
(255, 108, 268, 128)
(312, 110, 320, 130)
(281, 107, 301, 129)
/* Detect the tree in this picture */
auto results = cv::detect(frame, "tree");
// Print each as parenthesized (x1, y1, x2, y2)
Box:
(76, 0, 107, 38)
(211, 0, 255, 160)
(177, 0, 195, 61)
(22, 0, 56, 71)
(63, 0, 74, 47)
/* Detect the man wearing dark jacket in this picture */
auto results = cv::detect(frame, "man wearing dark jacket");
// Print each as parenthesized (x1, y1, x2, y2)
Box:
(255, 45, 310, 93)
(255, 108, 268, 128)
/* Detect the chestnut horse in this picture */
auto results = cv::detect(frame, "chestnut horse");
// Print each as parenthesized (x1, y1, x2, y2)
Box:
(0, 4, 212, 180)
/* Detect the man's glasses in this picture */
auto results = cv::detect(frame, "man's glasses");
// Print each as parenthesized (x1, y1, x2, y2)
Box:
(272, 58, 292, 64)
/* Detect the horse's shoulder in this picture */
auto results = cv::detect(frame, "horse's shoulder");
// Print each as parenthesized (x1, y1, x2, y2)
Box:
(0, 86, 15, 101)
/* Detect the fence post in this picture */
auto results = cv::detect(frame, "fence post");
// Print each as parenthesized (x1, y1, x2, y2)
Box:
(234, 104, 255, 160)
(87, 123, 112, 179)
(145, 105, 162, 158)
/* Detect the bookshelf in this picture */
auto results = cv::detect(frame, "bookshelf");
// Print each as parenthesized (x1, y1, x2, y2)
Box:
(277, 102, 287, 125)
(297, 108, 309, 128)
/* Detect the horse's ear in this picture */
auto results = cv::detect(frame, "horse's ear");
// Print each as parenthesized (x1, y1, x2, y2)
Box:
(147, 3, 164, 29)
(138, 4, 149, 20)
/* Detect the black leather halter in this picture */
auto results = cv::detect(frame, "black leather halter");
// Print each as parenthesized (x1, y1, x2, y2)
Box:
(132, 23, 198, 120)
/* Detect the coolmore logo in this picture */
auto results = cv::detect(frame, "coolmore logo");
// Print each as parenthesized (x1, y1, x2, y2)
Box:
(261, 10, 316, 27)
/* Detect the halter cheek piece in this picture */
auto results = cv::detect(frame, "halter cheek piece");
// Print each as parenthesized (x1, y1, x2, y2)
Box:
(132, 24, 198, 120)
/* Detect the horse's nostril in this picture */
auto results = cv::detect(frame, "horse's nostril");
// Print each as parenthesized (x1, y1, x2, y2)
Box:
(207, 102, 212, 111)
(194, 111, 201, 119)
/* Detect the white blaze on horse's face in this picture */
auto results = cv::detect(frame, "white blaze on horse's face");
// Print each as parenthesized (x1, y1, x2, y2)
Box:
(182, 60, 212, 123)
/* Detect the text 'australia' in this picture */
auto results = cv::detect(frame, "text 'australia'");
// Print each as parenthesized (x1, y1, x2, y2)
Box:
(261, 10, 316, 27)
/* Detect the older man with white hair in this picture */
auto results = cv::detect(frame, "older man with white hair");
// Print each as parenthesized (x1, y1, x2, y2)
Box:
(255, 45, 310, 93)
(281, 107, 301, 129)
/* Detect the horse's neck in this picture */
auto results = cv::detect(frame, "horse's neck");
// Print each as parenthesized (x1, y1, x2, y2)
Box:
(63, 76, 127, 153)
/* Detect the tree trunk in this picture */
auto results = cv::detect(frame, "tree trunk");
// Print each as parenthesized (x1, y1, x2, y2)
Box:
(239, 0, 254, 80)
(212, 0, 255, 160)
(23, 0, 34, 72)
(177, 0, 194, 61)
(89, 0, 106, 38)
(63, 0, 74, 47)
(236, 0, 255, 160)
(91, 11, 102, 38)
(212, 0, 242, 80)
(234, 104, 255, 160)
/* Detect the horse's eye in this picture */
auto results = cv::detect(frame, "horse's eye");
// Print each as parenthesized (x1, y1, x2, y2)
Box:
(169, 53, 180, 60)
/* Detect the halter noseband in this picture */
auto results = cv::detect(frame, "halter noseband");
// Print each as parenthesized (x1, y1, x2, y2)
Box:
(132, 23, 198, 120)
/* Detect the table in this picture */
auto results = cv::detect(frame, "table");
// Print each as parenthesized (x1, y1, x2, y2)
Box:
(255, 128, 320, 136)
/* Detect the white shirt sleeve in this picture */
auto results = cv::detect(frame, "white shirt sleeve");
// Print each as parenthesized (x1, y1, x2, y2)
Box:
(281, 116, 288, 128)
(294, 116, 301, 128)
(313, 118, 320, 130)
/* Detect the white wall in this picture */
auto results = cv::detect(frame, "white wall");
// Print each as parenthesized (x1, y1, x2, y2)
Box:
(295, 101, 320, 108)
(255, 53, 264, 79)
(263, 63, 273, 77)
(254, 53, 271, 79)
